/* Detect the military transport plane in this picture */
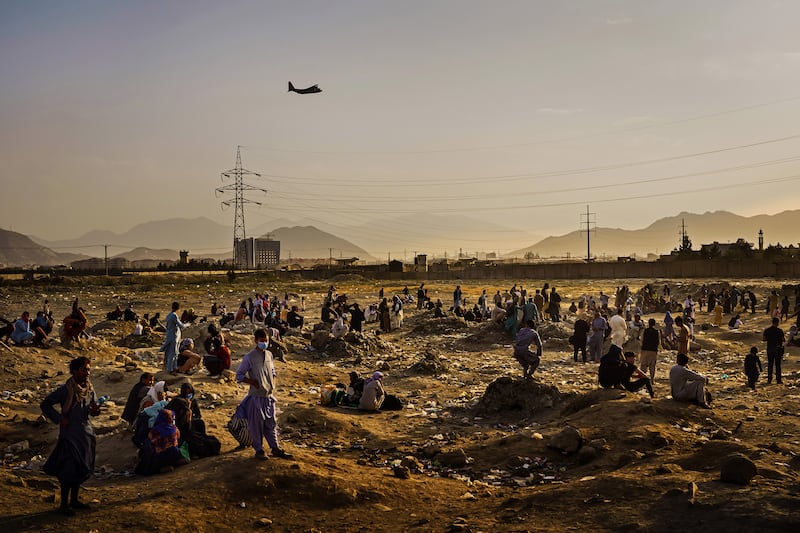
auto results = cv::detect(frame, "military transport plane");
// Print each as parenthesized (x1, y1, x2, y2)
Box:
(288, 81, 322, 94)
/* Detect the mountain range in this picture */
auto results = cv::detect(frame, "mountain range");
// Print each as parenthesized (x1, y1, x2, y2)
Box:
(509, 210, 800, 258)
(3, 210, 799, 268)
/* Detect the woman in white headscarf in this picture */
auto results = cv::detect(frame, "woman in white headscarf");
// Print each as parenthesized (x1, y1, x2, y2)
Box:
(359, 371, 385, 411)
(139, 381, 167, 412)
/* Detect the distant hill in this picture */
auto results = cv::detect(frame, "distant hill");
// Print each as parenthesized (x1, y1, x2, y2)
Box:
(0, 229, 74, 267)
(112, 247, 180, 262)
(27, 218, 377, 263)
(264, 226, 376, 261)
(508, 210, 800, 258)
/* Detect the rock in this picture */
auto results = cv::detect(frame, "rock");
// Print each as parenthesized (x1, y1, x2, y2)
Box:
(720, 453, 758, 485)
(393, 465, 411, 479)
(400, 456, 423, 471)
(616, 450, 645, 468)
(548, 426, 582, 454)
(221, 370, 236, 382)
(438, 448, 468, 467)
(588, 438, 607, 449)
(256, 518, 273, 527)
(4, 440, 29, 453)
(107, 371, 125, 383)
(656, 463, 683, 474)
(478, 377, 561, 413)
(422, 444, 442, 458)
(577, 446, 597, 464)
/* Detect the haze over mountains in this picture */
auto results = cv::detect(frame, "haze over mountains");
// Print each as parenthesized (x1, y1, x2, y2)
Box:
(3, 210, 799, 268)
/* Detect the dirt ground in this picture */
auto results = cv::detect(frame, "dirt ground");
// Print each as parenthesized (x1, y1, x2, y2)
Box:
(0, 275, 798, 532)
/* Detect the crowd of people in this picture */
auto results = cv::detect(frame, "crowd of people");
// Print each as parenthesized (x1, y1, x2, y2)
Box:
(24, 280, 798, 516)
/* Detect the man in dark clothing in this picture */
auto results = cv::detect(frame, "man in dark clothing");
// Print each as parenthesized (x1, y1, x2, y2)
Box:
(417, 284, 426, 310)
(763, 317, 785, 384)
(286, 306, 304, 329)
(572, 316, 589, 363)
(347, 303, 365, 333)
(121, 372, 154, 425)
(620, 351, 655, 398)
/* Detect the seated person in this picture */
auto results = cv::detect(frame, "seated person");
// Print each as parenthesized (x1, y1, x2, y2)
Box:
(34, 310, 54, 336)
(12, 311, 47, 346)
(433, 300, 447, 318)
(728, 314, 743, 330)
(598, 344, 625, 388)
(490, 303, 506, 324)
(180, 308, 198, 324)
(345, 371, 365, 405)
(234, 302, 249, 323)
(176, 338, 201, 374)
(165, 383, 202, 443)
(136, 409, 187, 475)
(617, 351, 655, 397)
(123, 304, 138, 322)
(359, 372, 385, 411)
(122, 372, 155, 425)
(787, 325, 799, 347)
(669, 353, 711, 409)
(203, 323, 231, 376)
(331, 315, 349, 339)
(61, 299, 89, 345)
(106, 305, 124, 321)
(149, 312, 166, 332)
(0, 316, 13, 343)
(321, 302, 338, 324)
(139, 381, 168, 412)
(286, 305, 304, 329)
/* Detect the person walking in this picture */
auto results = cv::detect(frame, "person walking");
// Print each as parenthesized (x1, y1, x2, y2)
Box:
(235, 329, 293, 460)
(763, 317, 786, 385)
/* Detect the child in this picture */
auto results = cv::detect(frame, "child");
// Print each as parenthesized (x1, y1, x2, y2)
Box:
(744, 346, 763, 391)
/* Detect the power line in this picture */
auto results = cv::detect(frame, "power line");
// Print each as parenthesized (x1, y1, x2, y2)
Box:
(253, 132, 800, 185)
(253, 94, 800, 154)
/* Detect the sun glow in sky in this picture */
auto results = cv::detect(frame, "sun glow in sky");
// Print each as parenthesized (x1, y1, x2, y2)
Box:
(2, 0, 800, 256)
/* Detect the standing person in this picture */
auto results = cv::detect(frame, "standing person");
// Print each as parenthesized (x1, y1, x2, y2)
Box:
(639, 319, 662, 381)
(762, 317, 785, 385)
(513, 319, 542, 379)
(347, 303, 365, 333)
(549, 287, 562, 322)
(572, 314, 589, 363)
(235, 329, 293, 460)
(40, 356, 101, 515)
(675, 316, 690, 357)
(161, 302, 187, 374)
(744, 347, 763, 392)
(609, 308, 627, 348)
(417, 284, 426, 310)
(378, 298, 391, 332)
(588, 309, 607, 362)
(453, 285, 463, 310)
(478, 289, 488, 318)
(781, 295, 790, 322)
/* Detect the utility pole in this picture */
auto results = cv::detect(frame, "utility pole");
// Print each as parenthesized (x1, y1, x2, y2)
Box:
(580, 205, 596, 262)
(104, 244, 108, 276)
(216, 146, 266, 269)
(678, 218, 691, 251)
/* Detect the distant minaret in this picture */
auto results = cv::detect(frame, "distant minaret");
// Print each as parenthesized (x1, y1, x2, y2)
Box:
(758, 229, 764, 251)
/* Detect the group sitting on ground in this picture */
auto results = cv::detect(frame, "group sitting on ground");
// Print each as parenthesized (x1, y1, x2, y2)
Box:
(598, 345, 655, 398)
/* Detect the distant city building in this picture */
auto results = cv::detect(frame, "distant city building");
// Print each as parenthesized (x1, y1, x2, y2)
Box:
(254, 238, 280, 267)
(179, 250, 189, 265)
(234, 238, 255, 269)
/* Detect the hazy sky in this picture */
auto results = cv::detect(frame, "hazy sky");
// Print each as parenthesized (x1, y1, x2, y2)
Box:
(2, 0, 800, 257)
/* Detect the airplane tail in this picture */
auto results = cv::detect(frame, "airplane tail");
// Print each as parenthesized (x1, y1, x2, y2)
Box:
(288, 81, 295, 92)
